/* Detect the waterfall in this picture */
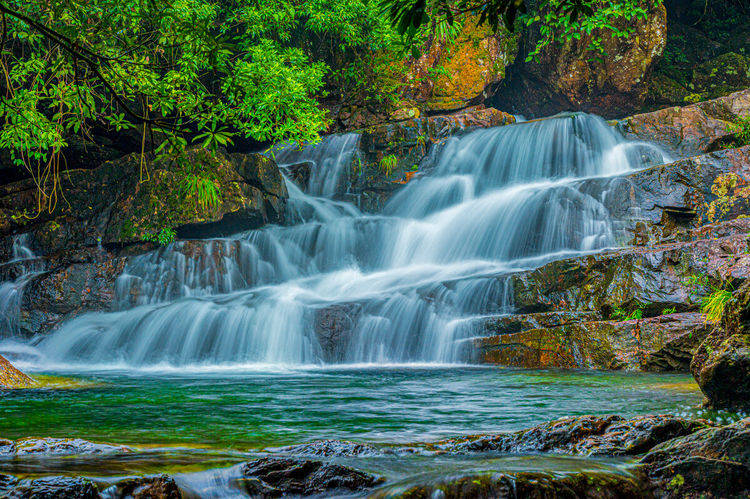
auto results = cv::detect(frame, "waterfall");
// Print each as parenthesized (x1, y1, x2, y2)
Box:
(32, 114, 670, 368)
(0, 234, 44, 337)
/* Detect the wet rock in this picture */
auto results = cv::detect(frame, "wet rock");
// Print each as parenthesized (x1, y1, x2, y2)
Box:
(493, 0, 666, 118)
(235, 457, 382, 496)
(511, 232, 750, 316)
(475, 312, 710, 371)
(350, 106, 515, 212)
(0, 354, 35, 388)
(402, 18, 519, 112)
(314, 304, 363, 362)
(640, 418, 750, 498)
(15, 253, 127, 337)
(589, 145, 750, 246)
(618, 88, 750, 157)
(272, 439, 380, 457)
(433, 414, 708, 457)
(691, 281, 750, 411)
(0, 148, 287, 255)
(2, 476, 100, 498)
(1, 437, 131, 456)
(376, 470, 651, 498)
(111, 475, 180, 499)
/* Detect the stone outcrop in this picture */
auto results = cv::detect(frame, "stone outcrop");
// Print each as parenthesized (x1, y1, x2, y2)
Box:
(107, 475, 181, 499)
(430, 415, 709, 457)
(640, 418, 750, 498)
(691, 281, 750, 411)
(0, 148, 287, 257)
(493, 0, 667, 118)
(474, 313, 711, 371)
(374, 470, 651, 499)
(617, 89, 750, 157)
(0, 476, 100, 498)
(0, 354, 35, 389)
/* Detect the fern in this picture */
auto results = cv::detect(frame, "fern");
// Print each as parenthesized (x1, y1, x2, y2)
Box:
(181, 173, 221, 211)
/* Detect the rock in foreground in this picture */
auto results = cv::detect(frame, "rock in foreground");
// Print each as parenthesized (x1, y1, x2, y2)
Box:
(692, 281, 750, 411)
(235, 457, 383, 496)
(0, 437, 131, 457)
(431, 415, 709, 456)
(640, 418, 750, 498)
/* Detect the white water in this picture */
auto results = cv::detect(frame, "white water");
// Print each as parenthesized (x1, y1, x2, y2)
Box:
(6, 114, 670, 369)
(0, 234, 43, 336)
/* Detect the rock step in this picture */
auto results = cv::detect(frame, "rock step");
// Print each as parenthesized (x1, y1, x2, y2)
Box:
(474, 312, 711, 371)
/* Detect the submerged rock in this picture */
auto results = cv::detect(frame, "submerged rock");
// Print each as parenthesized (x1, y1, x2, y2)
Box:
(110, 474, 181, 499)
(640, 418, 750, 498)
(0, 437, 131, 456)
(0, 354, 35, 389)
(432, 415, 708, 456)
(272, 439, 380, 457)
(1, 476, 100, 498)
(235, 457, 382, 496)
(375, 470, 651, 499)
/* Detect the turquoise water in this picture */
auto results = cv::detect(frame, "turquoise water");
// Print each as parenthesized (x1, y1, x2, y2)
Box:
(1, 367, 703, 450)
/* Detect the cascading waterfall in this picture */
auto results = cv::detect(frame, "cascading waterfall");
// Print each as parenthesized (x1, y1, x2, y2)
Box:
(0, 235, 43, 336)
(25, 114, 671, 368)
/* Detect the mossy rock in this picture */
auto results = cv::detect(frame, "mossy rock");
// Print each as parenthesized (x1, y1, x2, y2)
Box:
(691, 52, 750, 101)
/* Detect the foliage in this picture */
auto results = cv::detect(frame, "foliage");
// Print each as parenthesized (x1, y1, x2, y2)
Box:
(380, 0, 662, 60)
(0, 0, 410, 213)
(612, 306, 643, 321)
(661, 306, 676, 315)
(701, 289, 732, 322)
(731, 116, 750, 147)
(523, 0, 656, 62)
(380, 154, 398, 176)
(143, 227, 177, 246)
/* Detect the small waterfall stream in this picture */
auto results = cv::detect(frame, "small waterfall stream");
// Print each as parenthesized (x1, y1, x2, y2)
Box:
(0, 235, 44, 336)
(20, 114, 669, 368)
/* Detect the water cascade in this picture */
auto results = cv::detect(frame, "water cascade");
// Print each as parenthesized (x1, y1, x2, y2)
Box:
(28, 114, 669, 368)
(0, 235, 44, 336)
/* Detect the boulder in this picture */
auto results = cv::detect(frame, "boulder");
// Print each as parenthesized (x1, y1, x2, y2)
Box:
(0, 148, 287, 256)
(401, 19, 519, 112)
(617, 88, 750, 157)
(493, 0, 667, 118)
(640, 418, 750, 498)
(235, 457, 382, 496)
(0, 476, 100, 498)
(691, 281, 750, 411)
(511, 232, 750, 316)
(0, 354, 35, 389)
(431, 415, 708, 457)
(110, 475, 181, 499)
